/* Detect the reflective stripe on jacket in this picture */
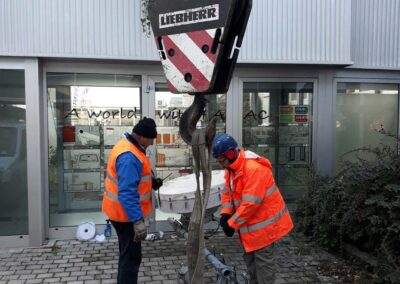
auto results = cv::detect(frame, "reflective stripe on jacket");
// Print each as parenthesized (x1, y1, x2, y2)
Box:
(221, 149, 294, 252)
(102, 138, 153, 222)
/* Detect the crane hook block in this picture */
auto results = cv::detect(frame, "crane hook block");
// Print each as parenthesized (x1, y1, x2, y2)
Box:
(148, 0, 252, 94)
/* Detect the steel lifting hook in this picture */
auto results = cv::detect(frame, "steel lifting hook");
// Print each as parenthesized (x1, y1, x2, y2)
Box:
(179, 93, 218, 148)
(179, 93, 207, 145)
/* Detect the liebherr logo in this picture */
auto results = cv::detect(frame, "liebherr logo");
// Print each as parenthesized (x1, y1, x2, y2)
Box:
(159, 4, 219, 29)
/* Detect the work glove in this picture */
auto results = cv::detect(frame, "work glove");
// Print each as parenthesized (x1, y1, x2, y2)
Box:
(152, 178, 163, 191)
(219, 214, 231, 227)
(133, 219, 147, 242)
(220, 214, 235, 237)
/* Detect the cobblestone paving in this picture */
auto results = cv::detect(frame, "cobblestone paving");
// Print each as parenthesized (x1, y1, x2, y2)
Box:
(0, 232, 350, 284)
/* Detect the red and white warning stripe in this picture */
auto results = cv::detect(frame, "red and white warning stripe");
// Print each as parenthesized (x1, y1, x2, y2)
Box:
(157, 28, 223, 93)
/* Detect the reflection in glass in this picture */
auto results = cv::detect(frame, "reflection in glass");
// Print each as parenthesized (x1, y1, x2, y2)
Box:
(154, 83, 226, 180)
(0, 70, 28, 235)
(154, 83, 226, 221)
(336, 83, 398, 169)
(242, 82, 313, 203)
(47, 73, 141, 227)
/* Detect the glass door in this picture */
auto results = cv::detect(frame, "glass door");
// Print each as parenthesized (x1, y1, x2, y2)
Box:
(242, 82, 313, 203)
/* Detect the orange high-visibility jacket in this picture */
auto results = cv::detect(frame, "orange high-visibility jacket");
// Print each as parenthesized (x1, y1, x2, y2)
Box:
(221, 149, 294, 252)
(102, 138, 153, 222)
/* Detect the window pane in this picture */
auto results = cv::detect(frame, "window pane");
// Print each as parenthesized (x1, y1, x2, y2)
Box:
(48, 73, 141, 227)
(336, 83, 398, 168)
(243, 82, 313, 203)
(0, 70, 28, 235)
(154, 83, 226, 180)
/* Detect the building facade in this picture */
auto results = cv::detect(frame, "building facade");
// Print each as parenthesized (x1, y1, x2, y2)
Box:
(0, 0, 400, 247)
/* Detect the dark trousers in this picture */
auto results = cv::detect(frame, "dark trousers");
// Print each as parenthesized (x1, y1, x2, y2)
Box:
(111, 221, 142, 284)
(243, 241, 280, 284)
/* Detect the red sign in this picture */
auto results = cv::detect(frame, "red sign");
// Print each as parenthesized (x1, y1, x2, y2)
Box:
(63, 126, 76, 142)
(295, 115, 308, 122)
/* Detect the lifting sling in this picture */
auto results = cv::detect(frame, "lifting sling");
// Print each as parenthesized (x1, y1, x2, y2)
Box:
(146, 1, 252, 282)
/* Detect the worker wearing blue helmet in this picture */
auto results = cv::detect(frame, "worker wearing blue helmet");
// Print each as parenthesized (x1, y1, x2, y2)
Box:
(211, 134, 294, 284)
(212, 133, 239, 163)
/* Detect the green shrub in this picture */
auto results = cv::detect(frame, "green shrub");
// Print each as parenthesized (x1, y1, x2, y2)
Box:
(295, 143, 400, 283)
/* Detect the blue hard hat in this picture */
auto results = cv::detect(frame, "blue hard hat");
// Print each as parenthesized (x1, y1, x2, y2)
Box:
(212, 134, 238, 158)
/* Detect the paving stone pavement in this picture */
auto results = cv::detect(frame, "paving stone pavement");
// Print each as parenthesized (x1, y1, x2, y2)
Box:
(0, 231, 350, 284)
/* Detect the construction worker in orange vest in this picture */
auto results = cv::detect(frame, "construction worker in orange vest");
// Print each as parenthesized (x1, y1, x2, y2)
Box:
(212, 134, 294, 284)
(102, 117, 162, 284)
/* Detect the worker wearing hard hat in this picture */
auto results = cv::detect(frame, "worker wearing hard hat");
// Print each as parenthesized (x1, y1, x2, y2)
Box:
(102, 117, 163, 284)
(212, 134, 294, 284)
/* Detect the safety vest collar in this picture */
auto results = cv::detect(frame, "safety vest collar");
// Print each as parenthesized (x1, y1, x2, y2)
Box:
(124, 133, 146, 155)
(228, 149, 246, 173)
(243, 150, 260, 159)
(229, 149, 273, 177)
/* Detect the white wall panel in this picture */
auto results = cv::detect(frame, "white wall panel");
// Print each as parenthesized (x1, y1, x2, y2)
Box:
(351, 0, 400, 69)
(238, 0, 352, 64)
(0, 0, 159, 60)
(0, 0, 352, 64)
(2, 0, 400, 69)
